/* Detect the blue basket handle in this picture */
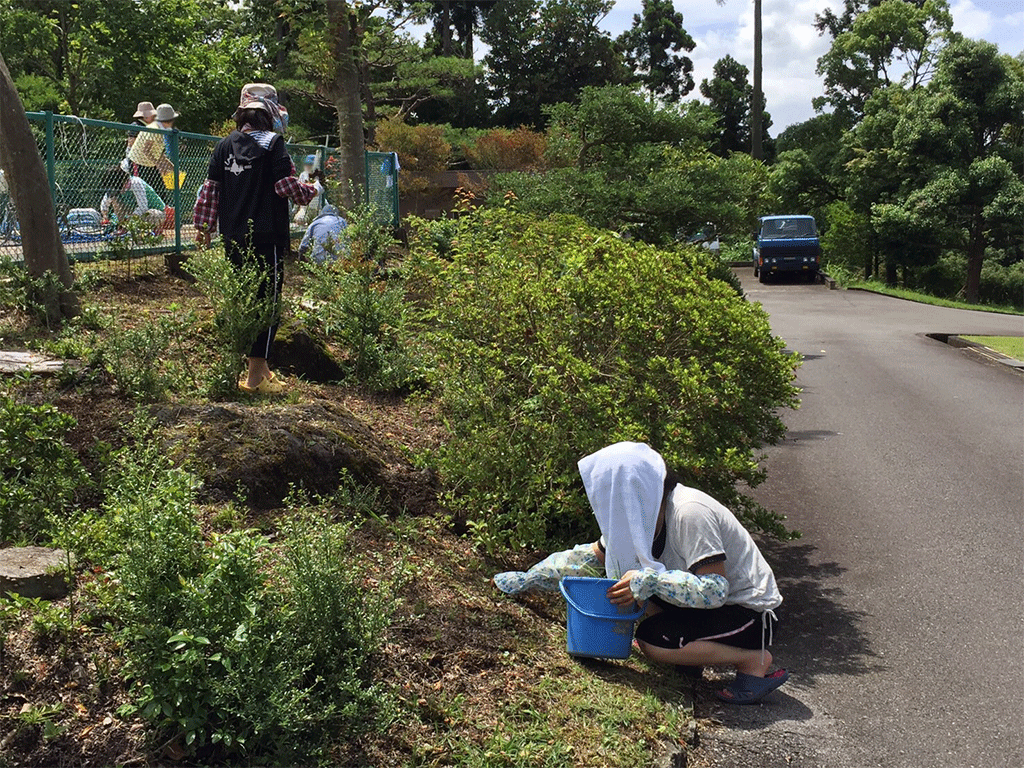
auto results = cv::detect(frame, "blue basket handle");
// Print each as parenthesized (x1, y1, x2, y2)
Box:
(559, 579, 646, 621)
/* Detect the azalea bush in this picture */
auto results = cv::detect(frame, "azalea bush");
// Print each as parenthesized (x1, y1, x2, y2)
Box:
(407, 208, 799, 553)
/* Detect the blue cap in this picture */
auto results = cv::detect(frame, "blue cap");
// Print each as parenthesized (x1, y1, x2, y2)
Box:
(304, 154, 316, 165)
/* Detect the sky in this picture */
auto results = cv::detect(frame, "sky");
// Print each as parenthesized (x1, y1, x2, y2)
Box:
(597, 0, 1024, 132)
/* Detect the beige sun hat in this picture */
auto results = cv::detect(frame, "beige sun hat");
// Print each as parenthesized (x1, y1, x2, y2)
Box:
(237, 83, 278, 111)
(133, 101, 156, 120)
(154, 103, 179, 122)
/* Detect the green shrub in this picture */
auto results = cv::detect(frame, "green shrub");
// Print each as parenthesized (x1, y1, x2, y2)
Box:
(980, 258, 1024, 308)
(187, 246, 279, 398)
(821, 201, 874, 276)
(100, 311, 194, 401)
(105, 426, 392, 761)
(0, 395, 88, 545)
(407, 208, 799, 553)
(299, 205, 420, 392)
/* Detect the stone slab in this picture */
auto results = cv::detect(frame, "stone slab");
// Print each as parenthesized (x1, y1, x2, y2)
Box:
(0, 350, 67, 375)
(0, 546, 70, 599)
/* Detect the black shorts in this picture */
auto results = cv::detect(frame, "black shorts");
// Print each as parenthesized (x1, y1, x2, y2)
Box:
(634, 603, 774, 650)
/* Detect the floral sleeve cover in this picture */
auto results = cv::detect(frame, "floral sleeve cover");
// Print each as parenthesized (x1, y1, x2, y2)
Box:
(629, 568, 729, 609)
(493, 544, 602, 594)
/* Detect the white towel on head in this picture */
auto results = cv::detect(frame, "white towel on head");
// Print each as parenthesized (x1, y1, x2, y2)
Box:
(578, 442, 667, 579)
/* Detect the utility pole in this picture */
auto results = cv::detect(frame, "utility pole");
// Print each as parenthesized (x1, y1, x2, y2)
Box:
(752, 0, 763, 160)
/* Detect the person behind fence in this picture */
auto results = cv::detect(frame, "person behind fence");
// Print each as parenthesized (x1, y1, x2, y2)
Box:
(193, 83, 316, 396)
(298, 203, 348, 264)
(99, 165, 166, 233)
(128, 102, 177, 188)
(292, 154, 324, 225)
(493, 441, 790, 705)
(122, 101, 157, 182)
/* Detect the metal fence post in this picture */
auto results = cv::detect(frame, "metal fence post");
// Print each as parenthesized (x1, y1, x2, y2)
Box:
(364, 151, 370, 206)
(43, 111, 57, 213)
(169, 128, 181, 256)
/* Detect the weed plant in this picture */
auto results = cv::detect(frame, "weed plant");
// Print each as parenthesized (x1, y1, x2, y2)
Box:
(300, 204, 419, 392)
(100, 310, 196, 401)
(0, 260, 68, 331)
(0, 394, 89, 545)
(187, 245, 278, 398)
(407, 208, 800, 553)
(97, 418, 393, 761)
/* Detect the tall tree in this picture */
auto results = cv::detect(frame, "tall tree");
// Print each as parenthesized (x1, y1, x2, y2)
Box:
(482, 0, 625, 128)
(846, 36, 1023, 298)
(0, 51, 78, 325)
(618, 0, 695, 102)
(699, 55, 773, 159)
(427, 1, 496, 59)
(0, 0, 256, 130)
(814, 0, 952, 119)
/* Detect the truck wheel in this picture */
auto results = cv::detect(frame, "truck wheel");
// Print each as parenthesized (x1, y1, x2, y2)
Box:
(806, 271, 818, 283)
(758, 270, 769, 284)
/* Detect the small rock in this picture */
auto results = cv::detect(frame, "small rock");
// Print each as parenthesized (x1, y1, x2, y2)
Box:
(0, 350, 68, 375)
(0, 546, 71, 599)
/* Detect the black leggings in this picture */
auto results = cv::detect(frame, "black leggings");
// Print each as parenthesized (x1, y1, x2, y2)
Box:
(224, 237, 285, 360)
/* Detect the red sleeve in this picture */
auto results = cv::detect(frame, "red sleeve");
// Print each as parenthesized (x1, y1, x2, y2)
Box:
(274, 176, 317, 205)
(193, 179, 220, 232)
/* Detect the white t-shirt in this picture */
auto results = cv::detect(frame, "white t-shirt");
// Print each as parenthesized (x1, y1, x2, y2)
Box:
(661, 484, 782, 612)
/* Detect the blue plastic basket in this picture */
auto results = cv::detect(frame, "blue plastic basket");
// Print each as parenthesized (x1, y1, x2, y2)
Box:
(559, 577, 646, 659)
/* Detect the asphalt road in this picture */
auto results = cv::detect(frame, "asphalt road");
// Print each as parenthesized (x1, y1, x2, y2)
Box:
(693, 271, 1024, 768)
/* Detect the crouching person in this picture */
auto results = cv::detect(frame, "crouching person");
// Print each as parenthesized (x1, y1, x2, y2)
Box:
(494, 441, 789, 704)
(298, 203, 348, 264)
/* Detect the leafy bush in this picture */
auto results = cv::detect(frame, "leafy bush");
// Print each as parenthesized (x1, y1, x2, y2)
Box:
(0, 395, 88, 545)
(373, 118, 451, 197)
(104, 425, 393, 761)
(979, 258, 1024, 309)
(407, 208, 799, 553)
(464, 127, 547, 171)
(299, 205, 420, 392)
(100, 310, 194, 401)
(821, 200, 873, 276)
(187, 246, 279, 398)
(493, 146, 775, 246)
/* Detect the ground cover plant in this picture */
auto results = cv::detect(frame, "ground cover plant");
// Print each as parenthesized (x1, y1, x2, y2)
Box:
(0, 205, 799, 765)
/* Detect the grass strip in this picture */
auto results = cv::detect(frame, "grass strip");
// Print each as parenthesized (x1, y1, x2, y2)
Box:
(846, 282, 1023, 316)
(961, 335, 1024, 360)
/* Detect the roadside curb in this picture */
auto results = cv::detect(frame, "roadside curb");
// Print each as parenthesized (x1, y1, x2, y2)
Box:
(927, 333, 1024, 371)
(817, 271, 837, 290)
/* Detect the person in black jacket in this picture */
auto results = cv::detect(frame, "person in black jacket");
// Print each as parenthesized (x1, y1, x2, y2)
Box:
(194, 84, 315, 394)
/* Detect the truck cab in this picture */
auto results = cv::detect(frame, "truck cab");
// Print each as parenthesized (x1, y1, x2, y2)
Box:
(753, 215, 820, 283)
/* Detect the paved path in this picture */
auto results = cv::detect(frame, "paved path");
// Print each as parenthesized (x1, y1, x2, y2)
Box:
(695, 272, 1023, 768)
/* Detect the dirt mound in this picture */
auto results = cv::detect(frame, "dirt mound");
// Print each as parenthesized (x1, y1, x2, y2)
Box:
(151, 399, 436, 511)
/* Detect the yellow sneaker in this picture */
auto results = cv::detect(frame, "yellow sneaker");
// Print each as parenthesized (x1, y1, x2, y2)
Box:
(238, 375, 287, 395)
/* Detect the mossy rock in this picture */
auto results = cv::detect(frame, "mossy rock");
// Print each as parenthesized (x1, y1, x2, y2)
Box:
(150, 400, 431, 511)
(272, 318, 346, 383)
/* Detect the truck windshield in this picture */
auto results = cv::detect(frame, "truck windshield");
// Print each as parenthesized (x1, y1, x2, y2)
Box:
(761, 219, 817, 239)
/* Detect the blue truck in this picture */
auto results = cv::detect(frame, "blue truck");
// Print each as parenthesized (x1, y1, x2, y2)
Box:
(752, 215, 820, 283)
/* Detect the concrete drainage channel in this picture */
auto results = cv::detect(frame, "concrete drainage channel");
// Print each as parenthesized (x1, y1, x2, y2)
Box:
(926, 333, 1024, 371)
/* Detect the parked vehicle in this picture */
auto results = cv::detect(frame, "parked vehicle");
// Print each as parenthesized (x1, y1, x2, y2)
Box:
(752, 215, 820, 283)
(685, 222, 720, 257)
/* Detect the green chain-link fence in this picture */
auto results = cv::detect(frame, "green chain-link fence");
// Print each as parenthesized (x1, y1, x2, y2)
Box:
(0, 111, 399, 264)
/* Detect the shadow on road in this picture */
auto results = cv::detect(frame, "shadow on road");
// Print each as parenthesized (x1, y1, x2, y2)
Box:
(757, 539, 883, 682)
